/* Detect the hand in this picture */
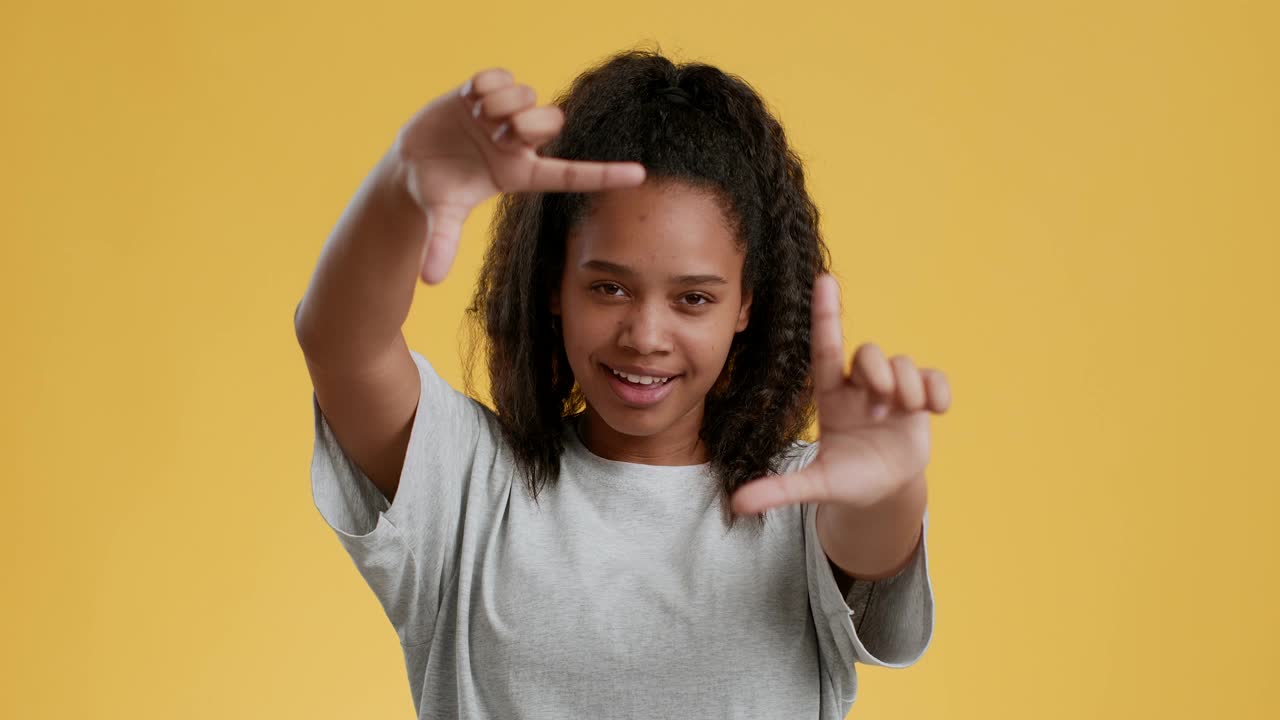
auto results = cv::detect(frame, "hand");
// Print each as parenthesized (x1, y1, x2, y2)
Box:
(392, 67, 647, 284)
(730, 273, 952, 514)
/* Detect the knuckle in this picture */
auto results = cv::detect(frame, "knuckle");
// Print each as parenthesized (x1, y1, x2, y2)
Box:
(890, 354, 916, 370)
(814, 346, 841, 364)
(470, 67, 513, 94)
(493, 171, 517, 193)
(481, 99, 507, 120)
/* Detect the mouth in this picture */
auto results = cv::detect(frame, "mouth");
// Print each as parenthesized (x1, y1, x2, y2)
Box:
(600, 362, 681, 408)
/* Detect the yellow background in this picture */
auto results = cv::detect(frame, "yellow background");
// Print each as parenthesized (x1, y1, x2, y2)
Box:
(2, 0, 1276, 717)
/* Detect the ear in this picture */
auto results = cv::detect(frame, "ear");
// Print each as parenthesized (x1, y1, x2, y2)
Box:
(735, 288, 752, 333)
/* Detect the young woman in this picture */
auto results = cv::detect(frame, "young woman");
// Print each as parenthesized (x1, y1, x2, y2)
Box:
(296, 48, 949, 719)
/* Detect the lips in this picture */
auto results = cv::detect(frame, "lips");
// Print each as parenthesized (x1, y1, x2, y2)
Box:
(604, 362, 680, 380)
(600, 362, 681, 408)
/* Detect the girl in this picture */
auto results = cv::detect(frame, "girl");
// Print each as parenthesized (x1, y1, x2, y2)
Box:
(296, 48, 948, 719)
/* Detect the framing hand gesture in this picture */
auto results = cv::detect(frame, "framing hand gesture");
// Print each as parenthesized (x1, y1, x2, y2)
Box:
(395, 68, 647, 284)
(731, 274, 952, 515)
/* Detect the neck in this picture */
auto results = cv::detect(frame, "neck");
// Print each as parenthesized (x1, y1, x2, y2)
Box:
(578, 403, 708, 466)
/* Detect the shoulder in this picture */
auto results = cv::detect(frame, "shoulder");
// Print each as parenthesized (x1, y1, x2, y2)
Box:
(773, 437, 819, 475)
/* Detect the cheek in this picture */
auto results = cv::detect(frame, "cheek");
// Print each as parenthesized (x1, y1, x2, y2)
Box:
(561, 305, 738, 376)
(561, 313, 611, 366)
(676, 327, 733, 373)
(690, 340, 727, 374)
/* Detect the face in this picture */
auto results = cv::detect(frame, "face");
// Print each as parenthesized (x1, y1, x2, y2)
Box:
(551, 180, 752, 454)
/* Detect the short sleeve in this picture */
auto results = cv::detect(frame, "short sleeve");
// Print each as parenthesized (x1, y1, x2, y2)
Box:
(796, 451, 935, 702)
(805, 503, 934, 667)
(310, 348, 493, 646)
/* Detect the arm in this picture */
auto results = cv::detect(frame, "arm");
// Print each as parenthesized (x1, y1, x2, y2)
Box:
(293, 147, 425, 369)
(817, 472, 927, 582)
(294, 69, 647, 504)
(293, 145, 427, 503)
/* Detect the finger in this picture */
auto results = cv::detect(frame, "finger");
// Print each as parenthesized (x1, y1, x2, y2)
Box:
(526, 157, 646, 192)
(731, 468, 833, 515)
(508, 105, 565, 149)
(922, 368, 952, 413)
(890, 355, 926, 411)
(459, 70, 518, 141)
(849, 343, 894, 397)
(474, 84, 537, 122)
(810, 274, 844, 395)
(420, 204, 471, 285)
(460, 68, 514, 101)
(850, 343, 894, 420)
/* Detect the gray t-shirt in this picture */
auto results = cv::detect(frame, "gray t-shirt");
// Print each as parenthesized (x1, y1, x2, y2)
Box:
(310, 349, 934, 719)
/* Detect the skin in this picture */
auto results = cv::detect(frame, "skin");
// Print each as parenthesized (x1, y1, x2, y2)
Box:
(331, 60, 952, 584)
(731, 274, 953, 580)
(551, 189, 953, 580)
(550, 179, 751, 466)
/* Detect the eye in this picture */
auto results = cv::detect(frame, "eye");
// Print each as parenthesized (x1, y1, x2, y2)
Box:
(592, 282, 627, 297)
(681, 293, 712, 307)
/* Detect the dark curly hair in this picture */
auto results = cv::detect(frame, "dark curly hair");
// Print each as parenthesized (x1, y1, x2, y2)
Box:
(464, 47, 832, 522)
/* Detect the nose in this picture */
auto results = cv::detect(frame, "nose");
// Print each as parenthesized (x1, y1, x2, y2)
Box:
(618, 301, 673, 355)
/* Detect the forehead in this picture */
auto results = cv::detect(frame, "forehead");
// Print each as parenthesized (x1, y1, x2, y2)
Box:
(565, 181, 743, 272)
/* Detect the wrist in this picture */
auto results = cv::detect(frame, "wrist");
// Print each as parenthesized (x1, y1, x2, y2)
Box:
(375, 146, 425, 223)
(818, 475, 927, 581)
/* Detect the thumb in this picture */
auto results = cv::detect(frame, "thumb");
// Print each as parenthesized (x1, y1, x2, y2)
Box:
(731, 467, 832, 515)
(420, 204, 471, 285)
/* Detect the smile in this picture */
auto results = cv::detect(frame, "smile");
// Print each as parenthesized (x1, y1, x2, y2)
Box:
(600, 363, 681, 407)
(609, 367, 673, 385)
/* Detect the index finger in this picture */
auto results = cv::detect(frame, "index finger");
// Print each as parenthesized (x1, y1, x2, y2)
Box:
(526, 157, 647, 192)
(810, 273, 844, 394)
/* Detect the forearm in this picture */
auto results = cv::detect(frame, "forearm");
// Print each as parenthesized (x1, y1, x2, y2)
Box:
(294, 145, 429, 370)
(817, 474, 927, 582)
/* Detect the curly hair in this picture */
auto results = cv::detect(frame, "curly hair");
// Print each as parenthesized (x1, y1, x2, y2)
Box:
(464, 47, 831, 522)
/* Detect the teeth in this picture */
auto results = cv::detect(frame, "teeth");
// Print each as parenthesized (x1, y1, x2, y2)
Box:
(610, 368, 671, 386)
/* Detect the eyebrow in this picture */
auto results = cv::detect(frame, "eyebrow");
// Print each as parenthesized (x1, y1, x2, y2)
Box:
(580, 259, 727, 286)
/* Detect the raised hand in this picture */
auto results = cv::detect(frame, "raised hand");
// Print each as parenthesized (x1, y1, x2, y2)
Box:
(392, 68, 648, 284)
(730, 274, 952, 515)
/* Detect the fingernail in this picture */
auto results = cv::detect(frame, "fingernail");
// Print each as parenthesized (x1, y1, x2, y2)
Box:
(871, 402, 889, 421)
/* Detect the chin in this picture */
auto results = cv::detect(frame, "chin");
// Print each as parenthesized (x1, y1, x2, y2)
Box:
(588, 392, 710, 444)
(592, 406, 673, 438)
